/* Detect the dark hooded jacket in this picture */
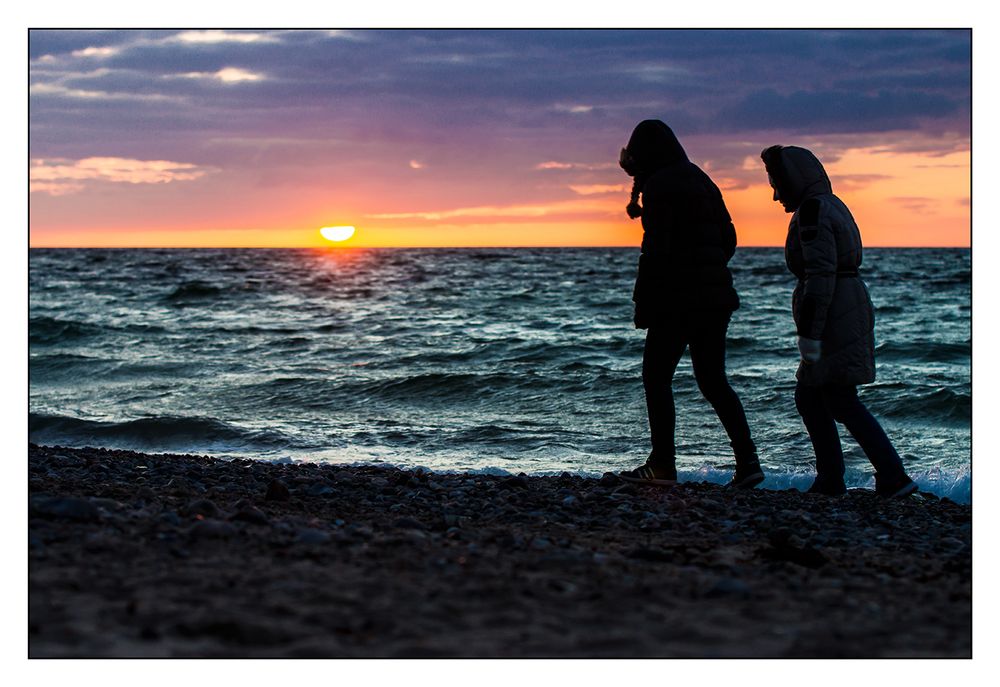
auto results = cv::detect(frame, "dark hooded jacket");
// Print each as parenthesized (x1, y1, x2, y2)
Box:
(761, 145, 876, 387)
(625, 120, 739, 324)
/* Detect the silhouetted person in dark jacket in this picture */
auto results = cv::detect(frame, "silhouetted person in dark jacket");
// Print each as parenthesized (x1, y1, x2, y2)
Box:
(761, 144, 917, 498)
(618, 120, 762, 489)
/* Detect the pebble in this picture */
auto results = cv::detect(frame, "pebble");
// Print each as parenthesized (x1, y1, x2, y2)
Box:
(939, 536, 965, 553)
(627, 546, 673, 562)
(306, 483, 335, 497)
(90, 497, 123, 512)
(183, 499, 222, 519)
(165, 477, 195, 495)
(599, 472, 619, 487)
(30, 496, 100, 522)
(158, 511, 182, 527)
(230, 504, 270, 526)
(499, 476, 529, 490)
(705, 577, 752, 599)
(265, 479, 291, 502)
(187, 519, 237, 540)
(393, 516, 425, 530)
(296, 528, 331, 545)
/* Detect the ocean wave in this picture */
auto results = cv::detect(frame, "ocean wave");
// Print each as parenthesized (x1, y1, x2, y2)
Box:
(355, 372, 549, 402)
(165, 280, 225, 304)
(227, 369, 637, 409)
(29, 412, 290, 452)
(739, 264, 793, 277)
(507, 338, 637, 362)
(29, 316, 103, 344)
(724, 336, 758, 350)
(928, 270, 971, 286)
(30, 354, 191, 381)
(225, 372, 540, 409)
(875, 341, 970, 363)
(30, 353, 114, 379)
(869, 387, 971, 424)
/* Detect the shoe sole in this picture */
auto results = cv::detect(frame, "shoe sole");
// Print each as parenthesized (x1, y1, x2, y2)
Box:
(731, 472, 765, 489)
(619, 475, 677, 487)
(882, 481, 919, 499)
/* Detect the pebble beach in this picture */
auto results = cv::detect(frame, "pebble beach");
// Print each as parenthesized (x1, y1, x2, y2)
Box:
(28, 444, 971, 658)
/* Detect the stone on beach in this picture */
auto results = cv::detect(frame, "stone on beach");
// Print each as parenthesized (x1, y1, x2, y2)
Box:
(230, 501, 270, 526)
(188, 519, 238, 540)
(183, 498, 223, 519)
(265, 479, 291, 501)
(30, 496, 101, 522)
(295, 528, 331, 545)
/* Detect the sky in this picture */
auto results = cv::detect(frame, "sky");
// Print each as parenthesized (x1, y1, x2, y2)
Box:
(28, 28, 971, 248)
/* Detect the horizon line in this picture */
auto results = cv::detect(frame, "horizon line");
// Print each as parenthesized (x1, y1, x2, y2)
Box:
(27, 244, 971, 250)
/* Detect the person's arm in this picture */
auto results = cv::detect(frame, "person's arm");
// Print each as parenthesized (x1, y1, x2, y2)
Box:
(631, 178, 671, 328)
(721, 219, 736, 263)
(632, 234, 651, 328)
(796, 198, 836, 360)
(715, 185, 737, 263)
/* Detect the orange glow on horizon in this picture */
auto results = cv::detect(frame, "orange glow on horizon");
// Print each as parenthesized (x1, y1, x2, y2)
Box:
(29, 147, 969, 249)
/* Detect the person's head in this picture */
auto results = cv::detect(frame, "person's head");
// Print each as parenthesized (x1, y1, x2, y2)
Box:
(760, 145, 832, 213)
(619, 120, 688, 178)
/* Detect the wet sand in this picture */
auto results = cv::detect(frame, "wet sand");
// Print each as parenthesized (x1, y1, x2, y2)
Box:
(28, 444, 971, 658)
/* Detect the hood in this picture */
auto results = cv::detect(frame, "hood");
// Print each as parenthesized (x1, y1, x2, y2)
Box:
(623, 120, 688, 176)
(760, 145, 832, 213)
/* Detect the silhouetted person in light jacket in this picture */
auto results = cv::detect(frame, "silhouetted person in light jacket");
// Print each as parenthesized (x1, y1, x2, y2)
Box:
(618, 120, 762, 489)
(761, 144, 917, 498)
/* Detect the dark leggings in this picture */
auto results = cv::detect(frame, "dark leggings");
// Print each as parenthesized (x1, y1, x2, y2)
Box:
(794, 382, 905, 483)
(642, 311, 755, 464)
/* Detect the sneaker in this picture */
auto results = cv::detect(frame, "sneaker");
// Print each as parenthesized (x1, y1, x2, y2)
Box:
(807, 477, 847, 496)
(728, 462, 765, 489)
(875, 473, 918, 499)
(619, 461, 677, 486)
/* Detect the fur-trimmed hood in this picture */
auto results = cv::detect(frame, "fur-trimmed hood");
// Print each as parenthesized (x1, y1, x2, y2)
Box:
(761, 145, 833, 213)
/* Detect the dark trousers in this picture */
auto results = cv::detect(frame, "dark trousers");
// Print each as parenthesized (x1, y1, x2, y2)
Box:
(642, 311, 755, 465)
(794, 382, 905, 483)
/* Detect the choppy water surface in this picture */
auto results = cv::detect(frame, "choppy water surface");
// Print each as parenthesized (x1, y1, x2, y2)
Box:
(29, 248, 971, 501)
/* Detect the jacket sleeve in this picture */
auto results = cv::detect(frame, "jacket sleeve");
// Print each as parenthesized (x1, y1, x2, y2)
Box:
(715, 185, 736, 263)
(796, 198, 836, 340)
(632, 180, 671, 304)
(721, 219, 736, 263)
(632, 253, 646, 303)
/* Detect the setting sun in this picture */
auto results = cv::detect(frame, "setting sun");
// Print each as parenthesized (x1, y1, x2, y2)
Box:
(320, 225, 356, 242)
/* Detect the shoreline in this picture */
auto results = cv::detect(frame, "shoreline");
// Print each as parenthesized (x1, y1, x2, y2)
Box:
(28, 443, 971, 658)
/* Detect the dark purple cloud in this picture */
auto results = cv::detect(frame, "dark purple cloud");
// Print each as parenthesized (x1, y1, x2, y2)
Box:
(716, 88, 961, 134)
(29, 29, 971, 185)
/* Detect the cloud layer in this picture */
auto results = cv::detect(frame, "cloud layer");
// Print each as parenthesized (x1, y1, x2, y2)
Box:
(28, 29, 970, 245)
(30, 157, 214, 196)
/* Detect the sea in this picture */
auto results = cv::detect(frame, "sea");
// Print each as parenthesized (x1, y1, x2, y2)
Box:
(28, 247, 971, 502)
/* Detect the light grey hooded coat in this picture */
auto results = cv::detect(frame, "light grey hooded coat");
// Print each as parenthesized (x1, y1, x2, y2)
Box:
(761, 145, 876, 387)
